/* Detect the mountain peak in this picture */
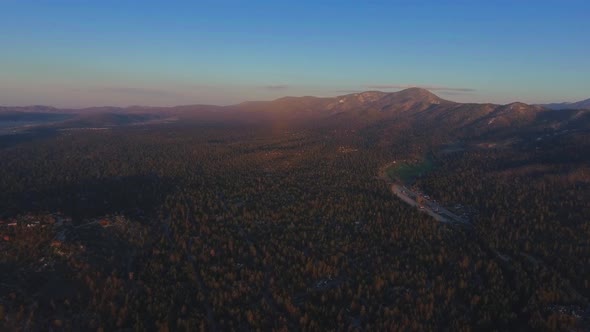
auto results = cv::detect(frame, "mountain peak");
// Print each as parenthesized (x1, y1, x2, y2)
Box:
(398, 87, 432, 93)
(500, 102, 544, 112)
(393, 87, 441, 100)
(374, 87, 448, 109)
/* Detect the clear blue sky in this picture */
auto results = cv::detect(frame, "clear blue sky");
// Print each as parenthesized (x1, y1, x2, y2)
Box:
(1, 0, 589, 107)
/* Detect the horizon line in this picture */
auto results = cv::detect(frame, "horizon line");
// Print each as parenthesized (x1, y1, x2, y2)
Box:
(0, 87, 575, 110)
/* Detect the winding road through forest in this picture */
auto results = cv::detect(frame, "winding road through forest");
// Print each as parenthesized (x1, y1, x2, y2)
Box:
(378, 163, 470, 225)
(390, 184, 469, 224)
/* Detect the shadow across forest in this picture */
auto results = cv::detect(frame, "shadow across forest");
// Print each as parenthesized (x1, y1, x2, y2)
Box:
(0, 127, 59, 149)
(0, 174, 175, 221)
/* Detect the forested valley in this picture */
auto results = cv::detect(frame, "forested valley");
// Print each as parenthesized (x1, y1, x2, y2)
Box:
(0, 119, 588, 331)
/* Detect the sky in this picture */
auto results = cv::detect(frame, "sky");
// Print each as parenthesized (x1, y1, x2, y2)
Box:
(0, 0, 589, 107)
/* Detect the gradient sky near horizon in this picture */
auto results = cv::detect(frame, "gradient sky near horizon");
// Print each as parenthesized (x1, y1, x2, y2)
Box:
(1, 1, 589, 107)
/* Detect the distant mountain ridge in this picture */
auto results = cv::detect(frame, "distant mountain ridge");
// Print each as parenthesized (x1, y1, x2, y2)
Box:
(540, 98, 590, 110)
(1, 88, 588, 135)
(0, 88, 525, 114)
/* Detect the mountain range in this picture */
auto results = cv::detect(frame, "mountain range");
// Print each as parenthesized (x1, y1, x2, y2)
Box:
(1, 88, 589, 138)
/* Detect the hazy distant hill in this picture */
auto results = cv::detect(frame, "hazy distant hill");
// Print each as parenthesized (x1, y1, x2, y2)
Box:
(61, 112, 163, 128)
(0, 112, 74, 133)
(0, 111, 72, 123)
(0, 105, 63, 113)
(540, 98, 590, 110)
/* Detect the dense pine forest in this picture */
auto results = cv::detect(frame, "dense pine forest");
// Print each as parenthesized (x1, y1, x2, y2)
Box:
(0, 115, 588, 331)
